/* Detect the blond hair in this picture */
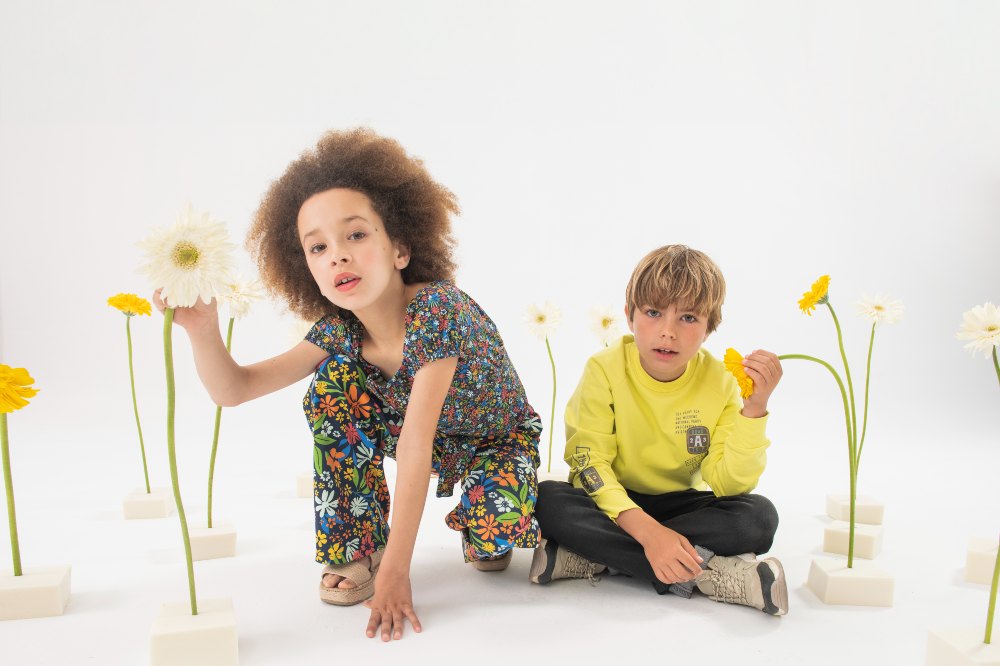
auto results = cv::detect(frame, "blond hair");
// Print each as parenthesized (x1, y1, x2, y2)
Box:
(625, 245, 726, 333)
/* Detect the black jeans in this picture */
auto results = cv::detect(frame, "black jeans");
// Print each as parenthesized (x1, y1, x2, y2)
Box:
(535, 481, 779, 594)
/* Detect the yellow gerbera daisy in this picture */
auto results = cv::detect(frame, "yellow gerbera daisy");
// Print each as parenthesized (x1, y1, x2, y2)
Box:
(0, 364, 39, 413)
(107, 293, 152, 317)
(798, 275, 831, 315)
(723, 349, 754, 399)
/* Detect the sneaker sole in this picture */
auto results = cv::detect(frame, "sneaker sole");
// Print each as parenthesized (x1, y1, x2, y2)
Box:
(472, 550, 512, 572)
(757, 559, 788, 616)
(529, 538, 558, 584)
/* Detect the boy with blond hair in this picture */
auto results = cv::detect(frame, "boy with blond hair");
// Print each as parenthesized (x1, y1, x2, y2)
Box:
(531, 245, 788, 615)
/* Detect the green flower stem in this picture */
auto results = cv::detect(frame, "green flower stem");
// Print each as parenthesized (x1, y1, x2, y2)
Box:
(987, 533, 1000, 644)
(856, 323, 876, 469)
(126, 317, 151, 494)
(1, 414, 22, 576)
(545, 336, 557, 474)
(207, 317, 234, 530)
(778, 353, 858, 567)
(164, 309, 198, 616)
(987, 347, 1000, 644)
(825, 302, 858, 450)
(826, 302, 860, 566)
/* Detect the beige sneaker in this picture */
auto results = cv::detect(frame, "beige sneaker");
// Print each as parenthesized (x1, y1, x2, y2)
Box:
(529, 537, 605, 584)
(695, 553, 788, 616)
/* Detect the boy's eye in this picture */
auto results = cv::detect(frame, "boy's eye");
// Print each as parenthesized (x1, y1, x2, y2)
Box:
(645, 309, 661, 318)
(681, 314, 698, 323)
(309, 243, 326, 254)
(348, 231, 367, 241)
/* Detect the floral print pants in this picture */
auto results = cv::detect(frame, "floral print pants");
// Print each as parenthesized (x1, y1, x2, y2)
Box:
(304, 354, 541, 566)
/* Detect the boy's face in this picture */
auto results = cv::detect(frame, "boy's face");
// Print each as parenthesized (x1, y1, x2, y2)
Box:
(626, 303, 710, 382)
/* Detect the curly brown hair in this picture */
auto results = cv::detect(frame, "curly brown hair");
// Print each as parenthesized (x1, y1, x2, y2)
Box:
(246, 128, 459, 322)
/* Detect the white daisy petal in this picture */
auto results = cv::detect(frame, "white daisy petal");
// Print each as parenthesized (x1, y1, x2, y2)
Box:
(856, 293, 904, 325)
(221, 274, 265, 320)
(523, 301, 562, 340)
(956, 302, 1000, 357)
(589, 305, 621, 346)
(139, 203, 236, 308)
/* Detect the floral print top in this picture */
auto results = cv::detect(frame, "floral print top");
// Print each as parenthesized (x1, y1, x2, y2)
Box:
(305, 281, 540, 496)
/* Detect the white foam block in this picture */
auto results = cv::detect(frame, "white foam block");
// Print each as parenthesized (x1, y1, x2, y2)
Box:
(150, 598, 238, 666)
(296, 473, 313, 498)
(189, 525, 237, 561)
(823, 520, 884, 559)
(536, 470, 569, 483)
(123, 487, 175, 519)
(0, 566, 72, 620)
(965, 537, 999, 585)
(825, 493, 884, 525)
(806, 556, 894, 607)
(926, 628, 1000, 665)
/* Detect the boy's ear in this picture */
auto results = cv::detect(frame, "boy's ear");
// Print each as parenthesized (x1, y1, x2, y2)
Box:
(394, 242, 411, 270)
(624, 305, 634, 333)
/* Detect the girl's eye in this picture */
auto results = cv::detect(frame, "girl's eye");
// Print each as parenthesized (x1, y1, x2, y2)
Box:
(348, 231, 367, 241)
(309, 243, 326, 254)
(681, 314, 698, 323)
(645, 309, 661, 318)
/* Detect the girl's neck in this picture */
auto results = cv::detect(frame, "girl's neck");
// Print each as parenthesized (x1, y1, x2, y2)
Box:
(354, 278, 420, 349)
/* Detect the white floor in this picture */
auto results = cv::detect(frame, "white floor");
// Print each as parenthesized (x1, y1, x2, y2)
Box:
(1, 411, 997, 666)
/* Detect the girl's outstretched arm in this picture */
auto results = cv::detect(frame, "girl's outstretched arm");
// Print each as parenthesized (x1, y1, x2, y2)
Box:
(365, 355, 457, 642)
(152, 289, 327, 406)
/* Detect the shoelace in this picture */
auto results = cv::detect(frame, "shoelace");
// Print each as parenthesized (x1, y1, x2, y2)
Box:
(708, 562, 750, 605)
(564, 552, 602, 586)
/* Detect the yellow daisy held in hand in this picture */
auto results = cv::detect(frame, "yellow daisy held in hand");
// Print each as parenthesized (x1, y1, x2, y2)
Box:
(798, 275, 831, 315)
(723, 349, 754, 399)
(107, 293, 152, 317)
(1, 364, 38, 577)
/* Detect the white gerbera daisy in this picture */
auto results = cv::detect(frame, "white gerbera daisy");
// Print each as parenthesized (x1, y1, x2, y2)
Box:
(856, 293, 904, 325)
(139, 203, 235, 308)
(589, 305, 621, 346)
(222, 274, 264, 320)
(524, 301, 562, 340)
(956, 302, 1000, 357)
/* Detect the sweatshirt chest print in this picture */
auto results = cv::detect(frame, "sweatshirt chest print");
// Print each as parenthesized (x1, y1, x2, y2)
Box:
(674, 409, 708, 453)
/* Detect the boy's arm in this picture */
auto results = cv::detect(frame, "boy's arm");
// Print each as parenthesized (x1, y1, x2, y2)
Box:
(564, 358, 638, 519)
(702, 350, 782, 496)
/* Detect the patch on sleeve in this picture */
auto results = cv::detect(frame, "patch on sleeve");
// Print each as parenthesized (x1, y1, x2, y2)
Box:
(686, 426, 710, 454)
(571, 446, 591, 472)
(580, 467, 604, 494)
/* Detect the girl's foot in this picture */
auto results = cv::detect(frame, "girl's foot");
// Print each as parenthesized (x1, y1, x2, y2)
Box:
(318, 551, 383, 606)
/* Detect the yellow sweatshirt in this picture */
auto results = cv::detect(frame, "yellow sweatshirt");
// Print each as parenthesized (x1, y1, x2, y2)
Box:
(564, 336, 770, 519)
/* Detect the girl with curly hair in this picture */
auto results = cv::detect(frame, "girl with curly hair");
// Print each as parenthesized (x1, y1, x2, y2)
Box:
(155, 128, 541, 641)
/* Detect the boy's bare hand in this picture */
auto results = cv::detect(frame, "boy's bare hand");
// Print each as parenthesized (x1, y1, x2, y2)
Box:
(363, 568, 422, 642)
(151, 289, 220, 334)
(642, 525, 703, 585)
(740, 349, 782, 418)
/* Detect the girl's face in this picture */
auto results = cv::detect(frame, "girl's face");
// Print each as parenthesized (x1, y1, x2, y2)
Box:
(297, 188, 410, 313)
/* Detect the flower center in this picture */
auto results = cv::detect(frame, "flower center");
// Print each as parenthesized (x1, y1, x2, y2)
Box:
(874, 305, 884, 312)
(535, 315, 546, 324)
(171, 241, 201, 269)
(601, 317, 614, 329)
(987, 325, 999, 333)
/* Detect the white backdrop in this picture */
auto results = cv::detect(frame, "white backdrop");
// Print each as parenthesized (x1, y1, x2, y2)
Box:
(1, 2, 999, 663)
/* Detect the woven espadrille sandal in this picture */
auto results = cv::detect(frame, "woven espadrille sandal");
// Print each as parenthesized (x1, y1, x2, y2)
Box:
(318, 550, 384, 606)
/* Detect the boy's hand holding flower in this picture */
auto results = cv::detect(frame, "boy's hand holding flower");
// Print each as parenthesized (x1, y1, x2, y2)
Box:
(737, 349, 783, 418)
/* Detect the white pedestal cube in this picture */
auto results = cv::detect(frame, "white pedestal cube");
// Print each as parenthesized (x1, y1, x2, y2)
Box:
(296, 473, 314, 498)
(823, 520, 884, 559)
(150, 598, 238, 666)
(825, 493, 884, 525)
(123, 487, 174, 519)
(806, 556, 894, 607)
(926, 628, 1000, 665)
(190, 524, 237, 561)
(966, 537, 999, 585)
(0, 566, 72, 620)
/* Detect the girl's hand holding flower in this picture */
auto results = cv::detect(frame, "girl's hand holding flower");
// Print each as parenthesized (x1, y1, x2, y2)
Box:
(152, 287, 220, 334)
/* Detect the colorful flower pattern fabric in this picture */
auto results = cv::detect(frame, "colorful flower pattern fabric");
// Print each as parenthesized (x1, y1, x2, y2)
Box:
(304, 282, 542, 564)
